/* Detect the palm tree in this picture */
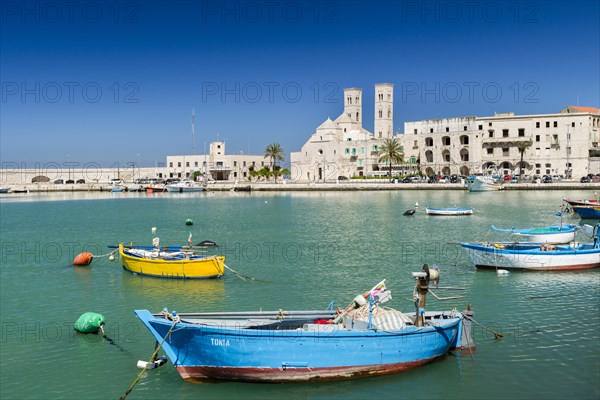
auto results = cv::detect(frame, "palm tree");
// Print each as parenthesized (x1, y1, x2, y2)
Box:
(378, 139, 404, 178)
(517, 140, 533, 178)
(264, 143, 285, 182)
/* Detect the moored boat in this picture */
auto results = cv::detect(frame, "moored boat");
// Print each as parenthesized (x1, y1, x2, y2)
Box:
(490, 224, 579, 244)
(466, 175, 503, 192)
(0, 187, 10, 194)
(133, 268, 476, 383)
(564, 197, 600, 219)
(166, 180, 204, 193)
(118, 243, 225, 279)
(426, 206, 473, 216)
(459, 224, 600, 271)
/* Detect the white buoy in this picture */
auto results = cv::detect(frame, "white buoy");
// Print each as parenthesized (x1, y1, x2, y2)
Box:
(137, 360, 155, 369)
(108, 254, 115, 262)
(415, 202, 419, 208)
(151, 227, 157, 234)
(497, 269, 510, 275)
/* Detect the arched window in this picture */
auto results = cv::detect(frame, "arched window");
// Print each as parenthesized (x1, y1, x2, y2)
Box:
(425, 150, 434, 162)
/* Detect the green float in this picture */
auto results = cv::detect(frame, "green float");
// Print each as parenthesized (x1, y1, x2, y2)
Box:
(74, 312, 106, 334)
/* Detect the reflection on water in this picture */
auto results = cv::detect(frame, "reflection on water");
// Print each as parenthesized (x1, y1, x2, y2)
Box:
(120, 273, 225, 310)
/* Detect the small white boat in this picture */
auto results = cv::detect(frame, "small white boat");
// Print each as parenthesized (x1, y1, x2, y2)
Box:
(0, 187, 10, 194)
(490, 224, 579, 244)
(426, 207, 473, 216)
(166, 180, 204, 193)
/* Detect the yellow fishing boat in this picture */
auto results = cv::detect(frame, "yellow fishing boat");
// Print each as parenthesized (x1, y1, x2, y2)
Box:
(118, 243, 225, 279)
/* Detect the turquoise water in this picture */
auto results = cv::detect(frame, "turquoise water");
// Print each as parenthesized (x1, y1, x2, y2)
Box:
(1, 190, 598, 400)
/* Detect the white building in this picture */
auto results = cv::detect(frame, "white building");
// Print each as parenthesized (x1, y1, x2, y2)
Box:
(401, 106, 600, 178)
(290, 83, 416, 182)
(291, 81, 599, 181)
(165, 141, 268, 182)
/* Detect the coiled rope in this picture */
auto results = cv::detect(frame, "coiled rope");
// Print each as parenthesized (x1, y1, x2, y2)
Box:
(119, 314, 180, 400)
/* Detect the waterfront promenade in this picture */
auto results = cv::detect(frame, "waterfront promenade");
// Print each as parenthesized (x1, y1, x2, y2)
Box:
(1, 181, 598, 193)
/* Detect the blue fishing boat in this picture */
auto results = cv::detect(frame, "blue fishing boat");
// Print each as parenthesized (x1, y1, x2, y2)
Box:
(563, 198, 600, 219)
(134, 267, 475, 383)
(459, 224, 600, 271)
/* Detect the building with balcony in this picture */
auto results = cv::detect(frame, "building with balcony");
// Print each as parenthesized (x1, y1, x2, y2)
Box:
(402, 106, 600, 179)
(165, 142, 267, 182)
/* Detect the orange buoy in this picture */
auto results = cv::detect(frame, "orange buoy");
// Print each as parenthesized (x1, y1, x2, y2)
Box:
(73, 252, 93, 266)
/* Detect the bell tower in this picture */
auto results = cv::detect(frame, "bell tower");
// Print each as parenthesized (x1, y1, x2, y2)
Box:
(343, 87, 362, 126)
(374, 83, 394, 139)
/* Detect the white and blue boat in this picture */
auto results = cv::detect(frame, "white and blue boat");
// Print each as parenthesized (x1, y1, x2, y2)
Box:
(134, 269, 475, 383)
(426, 206, 473, 216)
(490, 224, 579, 244)
(460, 225, 600, 271)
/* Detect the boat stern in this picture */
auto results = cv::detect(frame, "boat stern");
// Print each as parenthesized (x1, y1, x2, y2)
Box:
(452, 305, 476, 353)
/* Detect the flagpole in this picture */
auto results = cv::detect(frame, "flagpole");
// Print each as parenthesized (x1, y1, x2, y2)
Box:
(191, 108, 196, 155)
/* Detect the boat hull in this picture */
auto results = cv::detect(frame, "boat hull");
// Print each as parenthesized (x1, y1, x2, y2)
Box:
(119, 244, 225, 279)
(426, 207, 473, 216)
(460, 243, 600, 271)
(571, 206, 600, 219)
(134, 310, 464, 383)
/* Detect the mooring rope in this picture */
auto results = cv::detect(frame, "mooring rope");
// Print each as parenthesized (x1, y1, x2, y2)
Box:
(119, 315, 180, 400)
(460, 312, 503, 339)
(94, 249, 118, 258)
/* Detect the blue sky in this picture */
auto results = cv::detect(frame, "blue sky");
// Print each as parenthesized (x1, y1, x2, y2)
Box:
(1, 0, 599, 167)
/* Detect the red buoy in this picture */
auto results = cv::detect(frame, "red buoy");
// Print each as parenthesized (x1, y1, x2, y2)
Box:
(73, 252, 93, 266)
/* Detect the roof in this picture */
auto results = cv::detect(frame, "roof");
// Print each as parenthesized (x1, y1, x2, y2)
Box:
(562, 106, 600, 114)
(316, 117, 339, 131)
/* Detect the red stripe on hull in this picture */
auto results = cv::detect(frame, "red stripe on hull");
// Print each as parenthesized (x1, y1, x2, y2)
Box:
(476, 263, 599, 271)
(176, 358, 440, 383)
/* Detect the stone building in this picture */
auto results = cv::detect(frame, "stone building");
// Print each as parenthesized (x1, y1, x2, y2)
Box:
(165, 141, 267, 181)
(290, 83, 416, 182)
(402, 106, 600, 179)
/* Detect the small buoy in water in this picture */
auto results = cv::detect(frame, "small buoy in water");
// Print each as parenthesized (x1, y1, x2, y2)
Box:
(497, 269, 510, 275)
(73, 252, 93, 266)
(415, 202, 419, 208)
(137, 356, 168, 370)
(151, 227, 157, 234)
(108, 254, 115, 262)
(74, 312, 105, 333)
(185, 218, 193, 226)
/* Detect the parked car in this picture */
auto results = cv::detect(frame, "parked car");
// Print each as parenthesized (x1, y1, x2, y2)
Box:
(76, 179, 85, 184)
(54, 179, 64, 184)
(503, 175, 511, 181)
(581, 176, 591, 183)
(110, 179, 123, 185)
(592, 175, 600, 183)
(449, 174, 459, 183)
(511, 176, 519, 183)
(532, 175, 541, 183)
(437, 176, 448, 183)
(401, 177, 412, 183)
(65, 179, 75, 184)
(542, 175, 553, 183)
(338, 176, 348, 181)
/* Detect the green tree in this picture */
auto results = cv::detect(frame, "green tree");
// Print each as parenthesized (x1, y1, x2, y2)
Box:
(517, 140, 533, 178)
(378, 139, 404, 178)
(264, 143, 285, 182)
(190, 170, 203, 182)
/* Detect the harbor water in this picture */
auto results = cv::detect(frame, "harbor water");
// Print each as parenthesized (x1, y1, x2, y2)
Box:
(1, 190, 598, 399)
